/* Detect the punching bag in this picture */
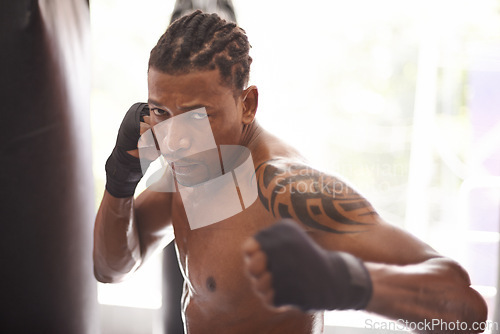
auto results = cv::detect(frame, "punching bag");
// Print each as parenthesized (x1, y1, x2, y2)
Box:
(0, 1, 97, 333)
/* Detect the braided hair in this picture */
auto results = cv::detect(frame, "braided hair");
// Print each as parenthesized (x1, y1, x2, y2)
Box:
(149, 10, 252, 93)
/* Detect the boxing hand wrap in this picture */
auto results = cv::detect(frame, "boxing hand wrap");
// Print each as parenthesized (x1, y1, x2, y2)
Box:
(254, 219, 372, 311)
(105, 103, 151, 198)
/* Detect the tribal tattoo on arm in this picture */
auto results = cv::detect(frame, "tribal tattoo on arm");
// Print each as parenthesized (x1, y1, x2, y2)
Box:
(256, 160, 377, 234)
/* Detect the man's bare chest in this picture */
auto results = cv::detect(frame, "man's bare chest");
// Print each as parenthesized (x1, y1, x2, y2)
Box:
(170, 193, 274, 308)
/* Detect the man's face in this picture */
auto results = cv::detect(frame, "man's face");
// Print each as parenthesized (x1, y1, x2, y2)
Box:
(147, 68, 245, 186)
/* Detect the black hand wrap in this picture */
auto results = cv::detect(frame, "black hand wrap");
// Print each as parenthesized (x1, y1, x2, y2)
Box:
(254, 219, 372, 312)
(105, 103, 150, 198)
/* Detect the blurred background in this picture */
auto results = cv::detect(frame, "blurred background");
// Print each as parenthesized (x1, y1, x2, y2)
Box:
(90, 0, 500, 332)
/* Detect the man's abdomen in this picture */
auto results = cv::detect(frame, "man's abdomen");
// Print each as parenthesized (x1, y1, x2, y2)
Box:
(172, 193, 323, 333)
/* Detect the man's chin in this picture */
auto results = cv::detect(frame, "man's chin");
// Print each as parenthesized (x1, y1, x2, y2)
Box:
(173, 167, 221, 188)
(174, 175, 208, 188)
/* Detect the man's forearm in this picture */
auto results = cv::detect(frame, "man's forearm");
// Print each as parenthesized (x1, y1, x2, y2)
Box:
(93, 191, 142, 283)
(365, 257, 488, 333)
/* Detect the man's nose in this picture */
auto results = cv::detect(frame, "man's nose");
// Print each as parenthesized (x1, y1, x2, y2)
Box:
(161, 121, 191, 155)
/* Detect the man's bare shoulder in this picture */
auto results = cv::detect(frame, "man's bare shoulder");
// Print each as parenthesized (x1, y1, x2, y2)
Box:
(248, 126, 305, 166)
(135, 183, 174, 219)
(254, 159, 380, 234)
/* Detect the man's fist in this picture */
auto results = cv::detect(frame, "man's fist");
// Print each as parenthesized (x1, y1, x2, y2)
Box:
(105, 103, 152, 198)
(243, 219, 372, 312)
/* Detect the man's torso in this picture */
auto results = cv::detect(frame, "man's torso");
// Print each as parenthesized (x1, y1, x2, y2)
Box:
(165, 129, 324, 333)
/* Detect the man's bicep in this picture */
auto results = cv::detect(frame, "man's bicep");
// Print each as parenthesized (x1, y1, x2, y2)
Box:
(134, 188, 174, 261)
(315, 219, 440, 265)
(256, 160, 378, 234)
(255, 161, 438, 264)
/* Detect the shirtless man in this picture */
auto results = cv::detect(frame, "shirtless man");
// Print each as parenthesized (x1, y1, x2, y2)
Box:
(93, 10, 487, 334)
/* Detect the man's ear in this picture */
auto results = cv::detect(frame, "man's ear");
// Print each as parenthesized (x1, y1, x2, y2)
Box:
(241, 86, 258, 124)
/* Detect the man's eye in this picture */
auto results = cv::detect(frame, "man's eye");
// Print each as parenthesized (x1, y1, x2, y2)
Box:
(151, 108, 168, 116)
(191, 112, 208, 120)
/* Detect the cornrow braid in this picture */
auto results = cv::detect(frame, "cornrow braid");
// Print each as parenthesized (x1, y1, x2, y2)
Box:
(149, 10, 252, 92)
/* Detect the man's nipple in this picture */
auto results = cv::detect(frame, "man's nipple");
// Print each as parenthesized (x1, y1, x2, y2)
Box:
(206, 276, 217, 292)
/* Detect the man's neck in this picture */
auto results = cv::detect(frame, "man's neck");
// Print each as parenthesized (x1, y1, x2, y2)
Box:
(240, 120, 262, 150)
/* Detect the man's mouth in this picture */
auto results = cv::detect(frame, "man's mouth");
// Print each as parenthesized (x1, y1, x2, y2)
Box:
(172, 161, 200, 175)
